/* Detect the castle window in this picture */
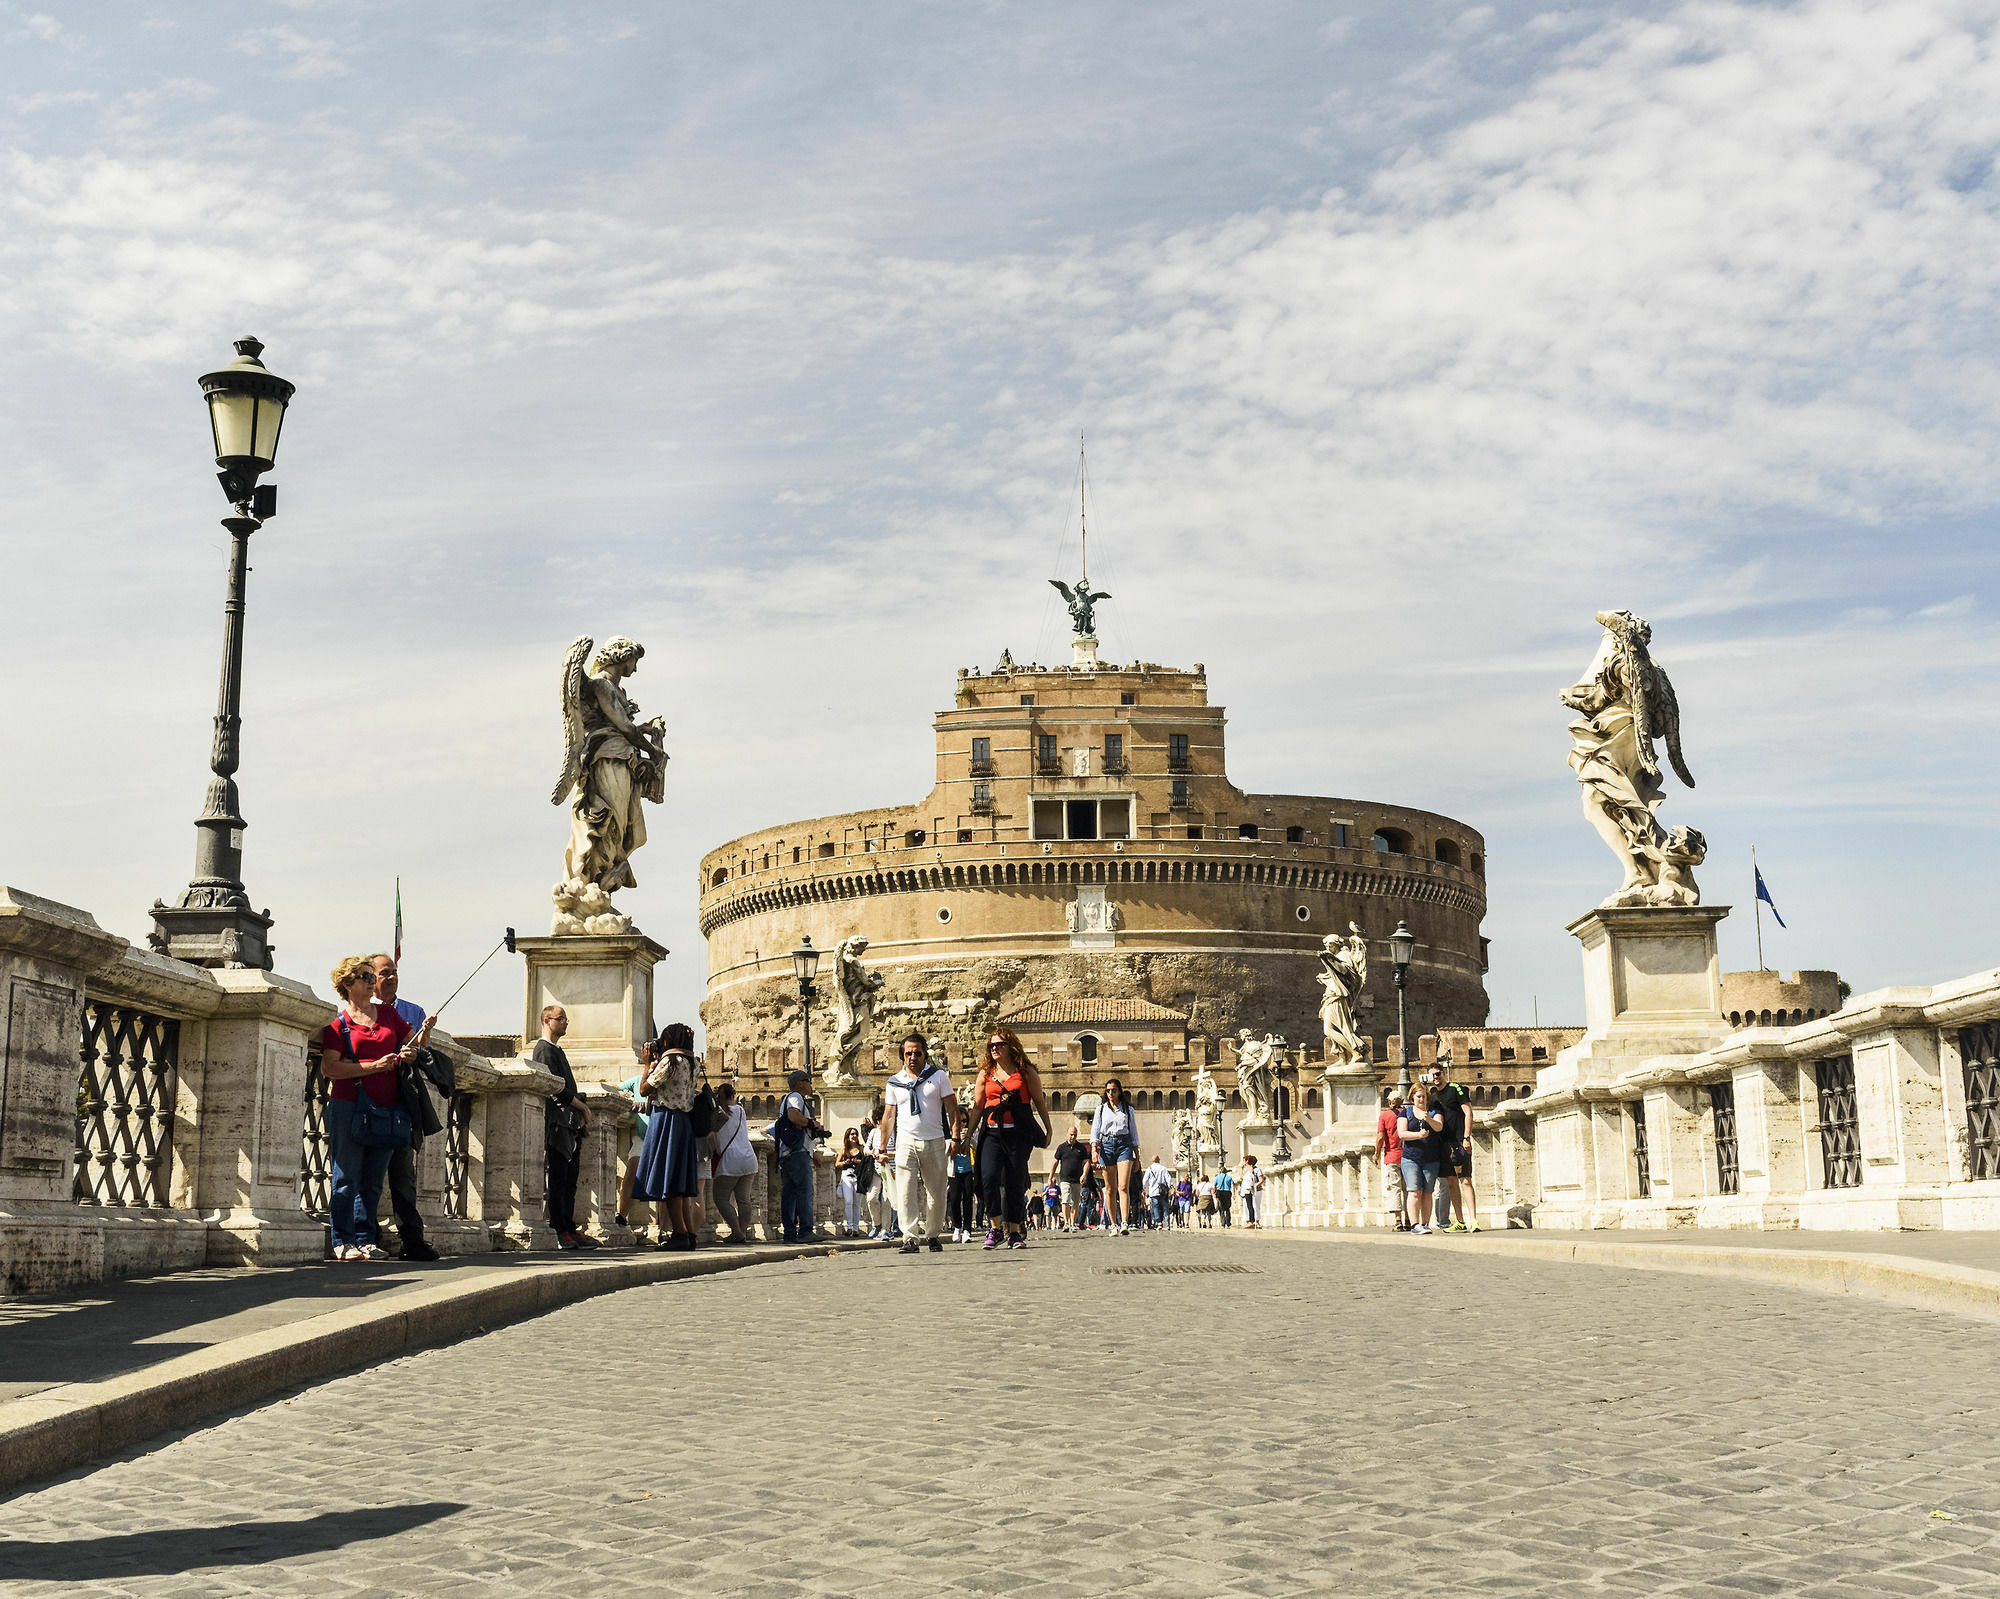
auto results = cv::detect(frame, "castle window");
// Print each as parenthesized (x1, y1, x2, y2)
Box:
(1038, 733, 1060, 774)
(1120, 692, 1136, 705)
(1020, 694, 1035, 706)
(817, 843, 835, 858)
(1374, 828, 1413, 855)
(1468, 1048, 1484, 1062)
(1470, 852, 1484, 875)
(1168, 733, 1190, 772)
(1033, 800, 1063, 840)
(958, 829, 974, 844)
(1531, 1046, 1547, 1061)
(792, 847, 801, 864)
(1499, 1047, 1516, 1062)
(1076, 1033, 1100, 1065)
(1066, 799, 1099, 840)
(1170, 777, 1191, 809)
(710, 868, 727, 887)
(1333, 823, 1351, 848)
(1295, 905, 1311, 922)
(906, 829, 925, 847)
(1434, 839, 1463, 867)
(1103, 733, 1124, 771)
(1186, 825, 1201, 839)
(970, 737, 992, 775)
(1238, 824, 1259, 840)
(1286, 826, 1304, 844)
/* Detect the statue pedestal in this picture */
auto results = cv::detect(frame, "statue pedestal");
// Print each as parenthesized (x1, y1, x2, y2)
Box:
(822, 1091, 876, 1146)
(1071, 634, 1100, 670)
(1313, 1061, 1382, 1150)
(1530, 905, 1732, 1225)
(514, 932, 667, 1086)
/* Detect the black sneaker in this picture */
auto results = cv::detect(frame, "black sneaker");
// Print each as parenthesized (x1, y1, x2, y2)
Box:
(899, 1240, 921, 1254)
(399, 1240, 440, 1262)
(927, 1238, 944, 1253)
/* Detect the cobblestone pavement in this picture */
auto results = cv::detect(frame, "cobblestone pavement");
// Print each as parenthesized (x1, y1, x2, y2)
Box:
(3, 1230, 1996, 1597)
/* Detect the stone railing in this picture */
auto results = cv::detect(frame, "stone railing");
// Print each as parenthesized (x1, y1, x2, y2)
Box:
(0, 886, 673, 1294)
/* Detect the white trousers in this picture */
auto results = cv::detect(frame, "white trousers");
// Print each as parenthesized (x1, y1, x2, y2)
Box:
(893, 1136, 950, 1241)
(837, 1169, 865, 1230)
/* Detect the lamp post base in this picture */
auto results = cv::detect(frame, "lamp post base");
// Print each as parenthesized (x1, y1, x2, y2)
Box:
(149, 892, 273, 970)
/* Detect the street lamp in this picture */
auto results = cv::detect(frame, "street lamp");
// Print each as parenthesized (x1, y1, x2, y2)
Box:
(150, 337, 296, 970)
(1272, 1058, 1295, 1163)
(1389, 919, 1416, 1095)
(792, 935, 820, 1076)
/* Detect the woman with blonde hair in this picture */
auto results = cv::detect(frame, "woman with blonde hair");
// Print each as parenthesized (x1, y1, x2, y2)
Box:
(317, 953, 430, 1261)
(973, 1025, 1050, 1251)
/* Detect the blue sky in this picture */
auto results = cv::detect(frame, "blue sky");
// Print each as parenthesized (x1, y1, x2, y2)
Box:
(4, 0, 1998, 1037)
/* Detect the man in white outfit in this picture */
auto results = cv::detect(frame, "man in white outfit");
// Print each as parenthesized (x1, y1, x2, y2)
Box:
(880, 1033, 957, 1254)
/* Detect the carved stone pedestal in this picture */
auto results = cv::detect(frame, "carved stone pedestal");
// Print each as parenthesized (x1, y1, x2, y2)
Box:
(514, 932, 667, 1085)
(1528, 905, 1733, 1227)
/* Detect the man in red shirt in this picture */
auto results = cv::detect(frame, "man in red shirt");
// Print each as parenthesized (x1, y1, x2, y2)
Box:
(1374, 1088, 1408, 1231)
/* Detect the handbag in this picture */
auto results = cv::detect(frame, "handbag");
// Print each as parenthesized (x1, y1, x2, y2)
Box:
(689, 1069, 717, 1138)
(349, 1090, 414, 1151)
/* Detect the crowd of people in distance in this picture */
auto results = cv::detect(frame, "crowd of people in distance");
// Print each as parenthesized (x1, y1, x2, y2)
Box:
(1373, 1060, 1483, 1234)
(312, 970, 1316, 1262)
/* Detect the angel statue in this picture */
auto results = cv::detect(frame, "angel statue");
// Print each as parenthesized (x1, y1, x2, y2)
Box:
(1233, 1029, 1282, 1125)
(1049, 578, 1112, 637)
(550, 635, 669, 934)
(1317, 923, 1369, 1066)
(1560, 609, 1706, 909)
(1192, 1067, 1224, 1158)
(828, 934, 885, 1087)
(1170, 1108, 1197, 1173)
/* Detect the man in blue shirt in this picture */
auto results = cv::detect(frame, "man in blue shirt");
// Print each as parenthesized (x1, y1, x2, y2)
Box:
(1212, 1162, 1234, 1227)
(369, 954, 439, 1261)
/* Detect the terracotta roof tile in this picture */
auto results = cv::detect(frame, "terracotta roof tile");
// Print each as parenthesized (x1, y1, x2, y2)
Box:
(999, 998, 1189, 1026)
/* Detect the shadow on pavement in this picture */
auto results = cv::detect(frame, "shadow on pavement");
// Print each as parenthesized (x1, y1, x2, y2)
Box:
(0, 1501, 466, 1578)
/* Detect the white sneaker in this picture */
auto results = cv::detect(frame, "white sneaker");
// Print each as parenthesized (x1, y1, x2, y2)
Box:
(358, 1243, 391, 1260)
(333, 1244, 359, 1262)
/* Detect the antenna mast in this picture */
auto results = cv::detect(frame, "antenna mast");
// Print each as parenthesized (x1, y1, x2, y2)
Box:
(1079, 432, 1088, 586)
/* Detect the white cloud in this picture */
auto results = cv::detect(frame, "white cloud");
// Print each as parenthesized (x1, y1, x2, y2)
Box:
(234, 25, 349, 79)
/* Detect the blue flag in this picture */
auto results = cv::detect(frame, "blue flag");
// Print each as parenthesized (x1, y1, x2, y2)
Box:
(1754, 866, 1786, 929)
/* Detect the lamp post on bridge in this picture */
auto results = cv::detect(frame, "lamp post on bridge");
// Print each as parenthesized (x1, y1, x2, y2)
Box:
(792, 936, 821, 1079)
(1389, 919, 1416, 1097)
(150, 337, 295, 971)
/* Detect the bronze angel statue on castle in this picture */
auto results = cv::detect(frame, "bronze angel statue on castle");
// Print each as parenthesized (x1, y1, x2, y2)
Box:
(550, 634, 668, 934)
(1560, 609, 1704, 908)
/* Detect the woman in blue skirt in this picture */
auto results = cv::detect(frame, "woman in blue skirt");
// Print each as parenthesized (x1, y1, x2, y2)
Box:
(631, 1021, 701, 1250)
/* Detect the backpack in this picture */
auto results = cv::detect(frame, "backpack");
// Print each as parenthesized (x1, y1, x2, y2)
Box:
(689, 1067, 716, 1138)
(771, 1095, 808, 1154)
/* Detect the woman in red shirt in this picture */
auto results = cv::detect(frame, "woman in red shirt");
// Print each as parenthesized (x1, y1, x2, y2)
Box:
(317, 953, 429, 1261)
(974, 1026, 1050, 1251)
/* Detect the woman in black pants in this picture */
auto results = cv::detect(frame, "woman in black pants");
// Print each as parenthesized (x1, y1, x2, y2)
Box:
(973, 1026, 1050, 1250)
(945, 1115, 977, 1243)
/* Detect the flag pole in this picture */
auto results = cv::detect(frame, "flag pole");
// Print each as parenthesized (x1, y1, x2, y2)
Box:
(1752, 846, 1765, 972)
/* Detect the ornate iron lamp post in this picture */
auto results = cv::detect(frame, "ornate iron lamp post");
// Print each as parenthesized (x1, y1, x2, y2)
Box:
(1272, 1057, 1295, 1163)
(150, 337, 295, 970)
(1389, 919, 1416, 1096)
(792, 935, 821, 1076)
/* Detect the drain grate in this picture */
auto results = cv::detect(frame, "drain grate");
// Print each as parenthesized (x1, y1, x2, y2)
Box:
(1098, 1263, 1260, 1275)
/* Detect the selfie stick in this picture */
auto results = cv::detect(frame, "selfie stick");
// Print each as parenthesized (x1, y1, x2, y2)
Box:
(427, 928, 517, 1026)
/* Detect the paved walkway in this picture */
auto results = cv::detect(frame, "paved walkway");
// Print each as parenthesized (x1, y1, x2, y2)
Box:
(4, 1228, 1998, 1595)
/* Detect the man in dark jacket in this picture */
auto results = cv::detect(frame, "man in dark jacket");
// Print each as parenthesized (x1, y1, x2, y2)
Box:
(533, 1004, 598, 1249)
(369, 954, 440, 1261)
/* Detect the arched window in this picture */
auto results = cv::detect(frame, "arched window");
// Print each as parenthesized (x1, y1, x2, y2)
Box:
(1373, 828, 1414, 856)
(1470, 852, 1484, 875)
(1434, 839, 1463, 868)
(709, 868, 728, 887)
(1076, 1034, 1100, 1066)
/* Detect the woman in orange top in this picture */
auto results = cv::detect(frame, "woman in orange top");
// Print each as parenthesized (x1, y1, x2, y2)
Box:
(974, 1026, 1051, 1251)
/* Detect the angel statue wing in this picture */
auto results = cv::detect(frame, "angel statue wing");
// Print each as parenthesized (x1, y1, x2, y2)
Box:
(1644, 655, 1696, 789)
(1049, 578, 1076, 605)
(550, 635, 593, 805)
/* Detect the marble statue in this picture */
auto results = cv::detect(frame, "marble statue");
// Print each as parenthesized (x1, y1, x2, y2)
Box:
(1049, 578, 1112, 636)
(1064, 900, 1081, 934)
(1073, 746, 1091, 778)
(995, 647, 1014, 671)
(1105, 902, 1123, 933)
(926, 1034, 947, 1070)
(1317, 923, 1369, 1066)
(550, 635, 668, 935)
(828, 934, 885, 1087)
(1233, 1029, 1282, 1124)
(1192, 1066, 1223, 1156)
(1170, 1108, 1196, 1173)
(1560, 609, 1705, 908)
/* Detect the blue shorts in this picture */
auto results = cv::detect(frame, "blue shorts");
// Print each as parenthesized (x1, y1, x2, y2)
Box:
(1400, 1156, 1439, 1193)
(1099, 1133, 1138, 1167)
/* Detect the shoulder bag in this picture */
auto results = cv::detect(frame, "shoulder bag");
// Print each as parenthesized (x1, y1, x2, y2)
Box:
(337, 1017, 415, 1151)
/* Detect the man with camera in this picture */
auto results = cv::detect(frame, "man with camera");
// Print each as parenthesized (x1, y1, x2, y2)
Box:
(775, 1066, 826, 1243)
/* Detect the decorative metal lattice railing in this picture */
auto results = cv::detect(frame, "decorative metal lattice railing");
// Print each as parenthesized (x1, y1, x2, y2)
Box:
(1710, 1081, 1740, 1196)
(443, 1093, 474, 1219)
(1816, 1055, 1862, 1190)
(1632, 1105, 1651, 1198)
(300, 1054, 331, 1216)
(74, 1002, 179, 1207)
(1961, 1022, 2000, 1182)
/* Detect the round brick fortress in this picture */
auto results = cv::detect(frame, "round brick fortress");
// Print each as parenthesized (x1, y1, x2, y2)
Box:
(697, 656, 1489, 1098)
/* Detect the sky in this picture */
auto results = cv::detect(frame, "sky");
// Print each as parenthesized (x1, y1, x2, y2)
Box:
(4, 0, 1999, 1039)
